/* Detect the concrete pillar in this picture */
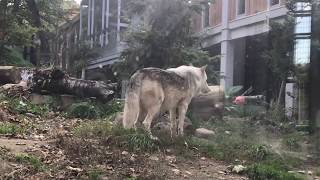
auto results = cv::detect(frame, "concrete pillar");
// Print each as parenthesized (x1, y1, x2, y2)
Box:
(117, 0, 121, 43)
(100, 0, 105, 47)
(105, 0, 109, 45)
(79, 5, 82, 40)
(91, 0, 95, 48)
(220, 0, 234, 89)
(285, 82, 294, 119)
(87, 0, 91, 39)
(220, 40, 234, 88)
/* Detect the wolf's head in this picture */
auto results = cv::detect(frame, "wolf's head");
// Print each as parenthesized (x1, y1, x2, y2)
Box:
(196, 65, 211, 94)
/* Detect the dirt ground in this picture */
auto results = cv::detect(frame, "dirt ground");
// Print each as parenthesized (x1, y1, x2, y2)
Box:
(0, 106, 247, 180)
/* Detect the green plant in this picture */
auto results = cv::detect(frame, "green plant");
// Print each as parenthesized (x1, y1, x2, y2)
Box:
(316, 167, 320, 176)
(0, 123, 23, 135)
(73, 120, 113, 138)
(67, 102, 98, 119)
(282, 133, 303, 151)
(0, 94, 50, 116)
(114, 128, 158, 152)
(15, 153, 44, 171)
(248, 145, 269, 161)
(88, 169, 103, 180)
(95, 99, 124, 118)
(246, 163, 303, 180)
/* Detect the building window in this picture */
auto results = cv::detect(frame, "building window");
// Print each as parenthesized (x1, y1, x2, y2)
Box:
(270, 0, 279, 6)
(237, 0, 245, 15)
(294, 39, 311, 64)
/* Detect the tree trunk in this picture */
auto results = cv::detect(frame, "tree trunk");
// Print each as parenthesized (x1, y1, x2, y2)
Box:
(31, 68, 116, 102)
(277, 79, 285, 106)
(25, 0, 50, 65)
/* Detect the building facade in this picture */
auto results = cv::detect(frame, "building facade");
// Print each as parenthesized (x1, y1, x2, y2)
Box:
(192, 0, 289, 89)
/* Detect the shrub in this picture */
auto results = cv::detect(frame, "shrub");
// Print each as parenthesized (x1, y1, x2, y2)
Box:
(15, 153, 44, 171)
(246, 164, 303, 180)
(282, 133, 303, 151)
(316, 167, 320, 176)
(248, 145, 269, 161)
(67, 102, 98, 119)
(88, 169, 104, 180)
(0, 122, 23, 135)
(2, 96, 50, 116)
(73, 120, 113, 138)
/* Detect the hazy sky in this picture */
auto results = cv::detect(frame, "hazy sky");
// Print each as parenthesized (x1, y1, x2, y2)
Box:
(75, 0, 81, 4)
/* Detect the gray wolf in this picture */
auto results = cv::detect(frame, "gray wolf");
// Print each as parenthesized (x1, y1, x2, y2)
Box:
(123, 65, 211, 138)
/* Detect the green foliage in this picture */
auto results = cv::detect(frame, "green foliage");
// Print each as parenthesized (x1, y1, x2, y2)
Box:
(95, 99, 124, 118)
(248, 145, 269, 161)
(73, 120, 113, 138)
(113, 0, 218, 82)
(0, 47, 33, 67)
(225, 86, 243, 99)
(88, 169, 104, 180)
(15, 153, 44, 171)
(282, 133, 303, 151)
(73, 121, 158, 152)
(0, 93, 50, 116)
(246, 164, 303, 180)
(67, 99, 123, 119)
(262, 18, 295, 101)
(70, 41, 101, 74)
(0, 122, 23, 135)
(266, 102, 287, 123)
(67, 102, 99, 119)
(316, 167, 320, 176)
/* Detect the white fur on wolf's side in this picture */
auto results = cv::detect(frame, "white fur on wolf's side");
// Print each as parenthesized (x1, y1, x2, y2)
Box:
(123, 65, 210, 138)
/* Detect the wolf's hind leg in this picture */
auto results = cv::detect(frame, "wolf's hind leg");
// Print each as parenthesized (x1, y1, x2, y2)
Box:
(142, 104, 161, 138)
(177, 102, 189, 136)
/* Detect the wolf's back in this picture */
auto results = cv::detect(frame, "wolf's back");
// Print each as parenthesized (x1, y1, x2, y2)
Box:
(123, 72, 142, 129)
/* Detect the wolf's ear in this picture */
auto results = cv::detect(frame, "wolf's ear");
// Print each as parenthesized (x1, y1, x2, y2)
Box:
(201, 65, 208, 72)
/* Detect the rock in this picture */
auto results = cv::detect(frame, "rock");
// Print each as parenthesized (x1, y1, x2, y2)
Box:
(25, 113, 37, 118)
(297, 170, 306, 174)
(60, 95, 76, 110)
(121, 151, 129, 155)
(0, 66, 21, 85)
(152, 115, 194, 137)
(149, 156, 159, 161)
(189, 86, 225, 120)
(232, 165, 246, 174)
(165, 155, 176, 164)
(225, 131, 231, 135)
(194, 128, 215, 139)
(66, 166, 83, 172)
(172, 168, 181, 175)
(29, 94, 52, 105)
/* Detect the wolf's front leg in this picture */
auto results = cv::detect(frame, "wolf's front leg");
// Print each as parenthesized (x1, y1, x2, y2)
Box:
(169, 108, 177, 138)
(177, 102, 189, 136)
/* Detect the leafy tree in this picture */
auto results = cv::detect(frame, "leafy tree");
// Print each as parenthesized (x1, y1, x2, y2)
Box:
(113, 0, 219, 83)
(262, 19, 295, 105)
(0, 0, 70, 66)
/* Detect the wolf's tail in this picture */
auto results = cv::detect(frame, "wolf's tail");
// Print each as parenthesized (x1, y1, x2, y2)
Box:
(123, 72, 142, 129)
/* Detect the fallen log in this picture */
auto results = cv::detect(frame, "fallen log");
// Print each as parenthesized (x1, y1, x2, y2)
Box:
(0, 66, 21, 85)
(31, 68, 116, 102)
